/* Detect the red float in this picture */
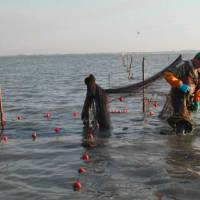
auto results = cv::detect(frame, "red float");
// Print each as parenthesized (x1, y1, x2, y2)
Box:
(149, 111, 155, 116)
(16, 115, 24, 120)
(2, 136, 8, 143)
(78, 167, 87, 174)
(82, 152, 90, 161)
(54, 127, 61, 133)
(73, 180, 82, 191)
(72, 112, 79, 119)
(153, 101, 159, 108)
(118, 96, 125, 102)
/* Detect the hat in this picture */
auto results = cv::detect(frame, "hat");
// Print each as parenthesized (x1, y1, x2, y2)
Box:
(194, 52, 200, 60)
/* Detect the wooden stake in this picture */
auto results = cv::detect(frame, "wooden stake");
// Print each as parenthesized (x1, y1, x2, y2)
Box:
(108, 73, 111, 88)
(142, 57, 146, 113)
(0, 88, 5, 130)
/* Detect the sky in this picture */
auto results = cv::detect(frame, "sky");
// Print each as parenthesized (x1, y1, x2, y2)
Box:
(0, 0, 200, 55)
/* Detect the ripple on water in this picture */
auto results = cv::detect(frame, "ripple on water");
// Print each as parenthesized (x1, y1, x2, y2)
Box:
(1, 53, 200, 200)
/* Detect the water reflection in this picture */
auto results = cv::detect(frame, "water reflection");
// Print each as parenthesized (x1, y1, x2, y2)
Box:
(166, 135, 200, 176)
(79, 127, 120, 199)
(157, 134, 200, 199)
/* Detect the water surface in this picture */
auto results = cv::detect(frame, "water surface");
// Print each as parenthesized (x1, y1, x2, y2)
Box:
(0, 53, 200, 200)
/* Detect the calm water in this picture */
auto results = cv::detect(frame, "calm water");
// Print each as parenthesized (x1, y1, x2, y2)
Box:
(1, 53, 200, 200)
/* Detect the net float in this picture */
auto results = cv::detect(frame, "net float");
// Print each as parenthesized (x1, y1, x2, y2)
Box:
(73, 180, 82, 191)
(78, 167, 87, 174)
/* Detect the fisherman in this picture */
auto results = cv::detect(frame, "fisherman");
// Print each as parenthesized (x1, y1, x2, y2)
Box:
(81, 74, 111, 130)
(163, 52, 200, 133)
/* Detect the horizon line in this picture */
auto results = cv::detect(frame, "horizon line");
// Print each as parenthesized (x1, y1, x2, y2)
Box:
(0, 49, 199, 58)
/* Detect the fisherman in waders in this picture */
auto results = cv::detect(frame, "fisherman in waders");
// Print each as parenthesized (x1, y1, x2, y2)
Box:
(81, 74, 111, 130)
(164, 52, 200, 134)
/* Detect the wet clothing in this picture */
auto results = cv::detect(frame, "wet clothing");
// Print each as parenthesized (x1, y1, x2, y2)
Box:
(163, 60, 200, 121)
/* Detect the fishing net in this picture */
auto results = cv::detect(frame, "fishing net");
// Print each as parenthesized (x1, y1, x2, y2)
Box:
(105, 55, 182, 94)
(158, 93, 173, 120)
(81, 74, 111, 130)
(82, 55, 194, 133)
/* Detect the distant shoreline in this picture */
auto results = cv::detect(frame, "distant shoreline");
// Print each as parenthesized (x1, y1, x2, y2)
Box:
(0, 50, 199, 58)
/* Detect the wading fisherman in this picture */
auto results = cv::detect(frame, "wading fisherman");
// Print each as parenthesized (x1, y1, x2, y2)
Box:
(81, 74, 111, 130)
(163, 52, 200, 134)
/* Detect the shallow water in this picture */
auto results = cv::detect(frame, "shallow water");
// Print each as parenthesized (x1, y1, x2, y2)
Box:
(1, 53, 200, 200)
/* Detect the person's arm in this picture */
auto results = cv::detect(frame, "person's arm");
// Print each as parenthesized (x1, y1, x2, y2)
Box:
(194, 89, 200, 103)
(164, 71, 183, 87)
(164, 70, 191, 93)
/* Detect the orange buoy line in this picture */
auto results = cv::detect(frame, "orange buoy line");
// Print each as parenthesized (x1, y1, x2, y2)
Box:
(110, 109, 129, 114)
(0, 96, 159, 144)
(0, 110, 82, 143)
(144, 97, 160, 108)
(108, 96, 126, 103)
(142, 96, 161, 118)
(0, 89, 160, 189)
(73, 127, 96, 191)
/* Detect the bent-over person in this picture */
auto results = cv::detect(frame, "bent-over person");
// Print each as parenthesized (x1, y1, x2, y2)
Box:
(162, 52, 200, 134)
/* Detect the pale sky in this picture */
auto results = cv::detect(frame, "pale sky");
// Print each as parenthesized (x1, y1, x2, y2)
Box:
(0, 0, 200, 55)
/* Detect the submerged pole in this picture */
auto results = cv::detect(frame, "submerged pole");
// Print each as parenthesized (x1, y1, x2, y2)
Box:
(0, 88, 5, 130)
(142, 57, 146, 113)
(108, 73, 111, 88)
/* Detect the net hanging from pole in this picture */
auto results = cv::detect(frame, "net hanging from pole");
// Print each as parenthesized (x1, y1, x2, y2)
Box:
(81, 55, 183, 130)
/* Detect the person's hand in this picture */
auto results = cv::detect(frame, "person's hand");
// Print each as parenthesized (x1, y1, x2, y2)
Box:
(190, 101, 200, 112)
(179, 84, 190, 94)
(194, 101, 200, 111)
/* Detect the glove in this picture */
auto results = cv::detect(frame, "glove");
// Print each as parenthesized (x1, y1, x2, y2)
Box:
(195, 101, 200, 111)
(190, 101, 200, 112)
(179, 84, 190, 94)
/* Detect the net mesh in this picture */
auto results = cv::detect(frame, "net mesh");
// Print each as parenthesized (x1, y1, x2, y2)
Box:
(81, 74, 111, 130)
(81, 55, 193, 133)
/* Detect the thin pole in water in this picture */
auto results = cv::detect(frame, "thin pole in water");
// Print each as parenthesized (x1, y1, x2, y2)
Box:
(108, 73, 111, 88)
(142, 57, 146, 113)
(0, 88, 5, 130)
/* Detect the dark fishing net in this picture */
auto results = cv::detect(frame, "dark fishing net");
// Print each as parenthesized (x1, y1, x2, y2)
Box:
(105, 55, 182, 94)
(158, 93, 173, 120)
(105, 55, 183, 118)
(81, 74, 111, 130)
(108, 54, 197, 134)
(82, 55, 194, 134)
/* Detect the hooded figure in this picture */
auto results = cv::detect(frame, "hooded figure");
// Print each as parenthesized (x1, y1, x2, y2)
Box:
(81, 74, 111, 130)
(161, 52, 200, 133)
